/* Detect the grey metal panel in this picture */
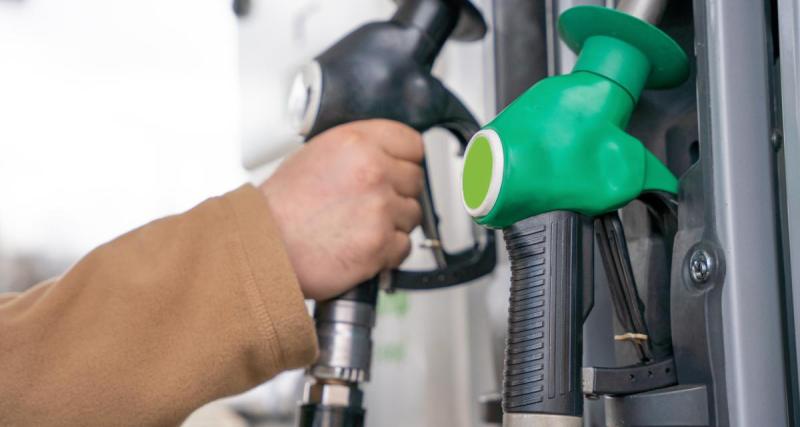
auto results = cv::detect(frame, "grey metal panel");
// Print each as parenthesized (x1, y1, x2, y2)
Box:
(604, 385, 709, 426)
(777, 1, 800, 422)
(699, 0, 789, 425)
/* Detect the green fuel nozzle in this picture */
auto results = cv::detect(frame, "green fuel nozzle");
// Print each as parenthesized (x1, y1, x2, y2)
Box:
(461, 6, 689, 229)
(461, 4, 689, 422)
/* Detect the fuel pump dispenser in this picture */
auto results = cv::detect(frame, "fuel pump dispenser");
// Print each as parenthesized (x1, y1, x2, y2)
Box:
(286, 1, 496, 425)
(461, 2, 689, 425)
(235, 0, 797, 424)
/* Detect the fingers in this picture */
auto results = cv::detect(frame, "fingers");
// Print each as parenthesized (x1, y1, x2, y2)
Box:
(384, 231, 412, 269)
(391, 195, 423, 233)
(386, 159, 424, 198)
(365, 187, 422, 231)
(350, 119, 425, 163)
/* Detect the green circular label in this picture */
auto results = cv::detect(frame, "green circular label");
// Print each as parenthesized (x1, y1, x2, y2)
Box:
(462, 135, 494, 210)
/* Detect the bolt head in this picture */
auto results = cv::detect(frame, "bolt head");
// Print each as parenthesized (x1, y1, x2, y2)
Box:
(689, 250, 713, 283)
(771, 129, 784, 151)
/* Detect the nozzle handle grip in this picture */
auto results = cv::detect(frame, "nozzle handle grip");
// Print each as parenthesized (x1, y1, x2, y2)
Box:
(502, 211, 592, 417)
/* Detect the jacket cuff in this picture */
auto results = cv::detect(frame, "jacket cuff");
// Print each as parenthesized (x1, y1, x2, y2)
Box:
(221, 184, 318, 373)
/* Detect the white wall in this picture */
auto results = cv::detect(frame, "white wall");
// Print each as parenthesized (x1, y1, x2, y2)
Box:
(0, 0, 245, 264)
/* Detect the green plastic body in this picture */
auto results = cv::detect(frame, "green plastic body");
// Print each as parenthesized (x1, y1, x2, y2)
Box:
(462, 6, 689, 228)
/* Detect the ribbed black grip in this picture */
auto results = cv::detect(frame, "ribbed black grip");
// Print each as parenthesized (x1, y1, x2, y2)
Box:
(502, 211, 592, 416)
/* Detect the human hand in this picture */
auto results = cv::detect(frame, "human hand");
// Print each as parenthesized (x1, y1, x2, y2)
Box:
(259, 120, 424, 301)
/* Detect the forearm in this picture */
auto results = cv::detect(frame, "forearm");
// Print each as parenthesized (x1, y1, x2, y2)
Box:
(0, 185, 317, 427)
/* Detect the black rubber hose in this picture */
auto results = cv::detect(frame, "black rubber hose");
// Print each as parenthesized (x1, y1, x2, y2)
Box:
(502, 211, 591, 416)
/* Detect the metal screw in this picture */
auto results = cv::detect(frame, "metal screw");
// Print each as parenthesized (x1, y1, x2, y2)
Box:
(689, 250, 713, 283)
(771, 128, 784, 151)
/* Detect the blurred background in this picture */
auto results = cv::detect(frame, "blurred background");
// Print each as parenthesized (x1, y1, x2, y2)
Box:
(0, 0, 245, 291)
(0, 0, 501, 426)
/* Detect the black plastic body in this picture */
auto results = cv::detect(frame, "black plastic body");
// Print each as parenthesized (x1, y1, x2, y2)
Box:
(308, 0, 480, 144)
(396, 0, 488, 42)
(298, 403, 364, 427)
(393, 0, 459, 51)
(502, 211, 592, 416)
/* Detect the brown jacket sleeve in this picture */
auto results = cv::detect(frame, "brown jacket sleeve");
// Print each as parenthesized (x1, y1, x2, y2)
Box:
(0, 184, 318, 427)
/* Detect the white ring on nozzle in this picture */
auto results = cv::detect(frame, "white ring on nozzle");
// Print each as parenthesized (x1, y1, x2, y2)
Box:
(288, 60, 323, 136)
(462, 128, 505, 218)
